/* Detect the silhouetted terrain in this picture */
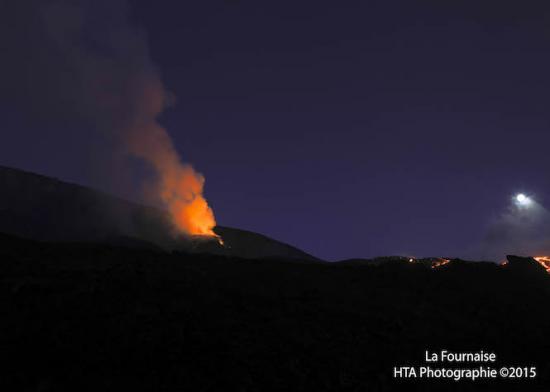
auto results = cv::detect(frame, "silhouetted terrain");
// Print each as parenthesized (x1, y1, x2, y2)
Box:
(1, 233, 549, 391)
(1, 166, 550, 391)
(0, 166, 317, 261)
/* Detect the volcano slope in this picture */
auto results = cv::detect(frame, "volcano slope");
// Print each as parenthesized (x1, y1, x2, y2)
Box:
(1, 233, 549, 392)
(0, 165, 317, 261)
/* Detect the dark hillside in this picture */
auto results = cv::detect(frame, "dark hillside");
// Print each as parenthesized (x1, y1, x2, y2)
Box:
(0, 165, 317, 261)
(1, 233, 549, 391)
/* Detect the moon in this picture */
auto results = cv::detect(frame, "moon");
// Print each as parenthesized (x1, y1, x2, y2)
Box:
(515, 193, 532, 207)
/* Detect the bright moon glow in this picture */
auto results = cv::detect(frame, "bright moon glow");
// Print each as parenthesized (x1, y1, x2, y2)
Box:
(515, 193, 532, 207)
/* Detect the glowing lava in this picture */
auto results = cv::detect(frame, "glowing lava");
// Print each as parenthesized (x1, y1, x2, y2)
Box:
(431, 258, 450, 269)
(406, 257, 450, 268)
(533, 256, 550, 274)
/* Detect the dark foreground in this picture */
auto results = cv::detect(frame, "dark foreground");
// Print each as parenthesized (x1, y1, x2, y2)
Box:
(1, 233, 549, 391)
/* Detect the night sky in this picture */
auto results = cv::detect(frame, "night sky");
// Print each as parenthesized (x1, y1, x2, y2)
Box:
(2, 0, 550, 260)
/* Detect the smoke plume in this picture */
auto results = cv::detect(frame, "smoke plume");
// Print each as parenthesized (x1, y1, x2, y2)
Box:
(479, 197, 550, 260)
(0, 0, 218, 239)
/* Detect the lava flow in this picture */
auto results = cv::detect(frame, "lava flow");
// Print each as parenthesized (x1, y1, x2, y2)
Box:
(431, 258, 450, 269)
(533, 256, 550, 273)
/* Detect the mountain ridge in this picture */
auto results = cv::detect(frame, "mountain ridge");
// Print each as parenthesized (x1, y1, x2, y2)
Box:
(0, 165, 318, 261)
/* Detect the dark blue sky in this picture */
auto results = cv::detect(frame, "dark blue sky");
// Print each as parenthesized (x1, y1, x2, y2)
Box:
(2, 0, 550, 260)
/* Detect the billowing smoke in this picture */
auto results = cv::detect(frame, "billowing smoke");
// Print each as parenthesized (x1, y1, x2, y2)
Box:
(479, 196, 550, 260)
(0, 0, 218, 239)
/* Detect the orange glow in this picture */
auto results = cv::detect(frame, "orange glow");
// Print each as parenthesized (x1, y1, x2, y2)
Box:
(533, 256, 550, 274)
(431, 258, 450, 269)
(124, 118, 221, 244)
(159, 166, 216, 235)
(158, 165, 223, 245)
